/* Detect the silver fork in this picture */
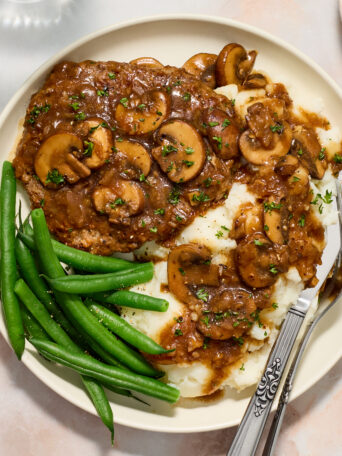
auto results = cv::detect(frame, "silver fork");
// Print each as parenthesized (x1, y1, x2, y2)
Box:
(262, 179, 342, 456)
(227, 181, 341, 456)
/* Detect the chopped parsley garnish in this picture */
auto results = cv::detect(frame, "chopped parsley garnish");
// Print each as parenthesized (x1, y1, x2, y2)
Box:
(319, 148, 326, 160)
(292, 176, 300, 182)
(333, 153, 342, 163)
(141, 220, 146, 227)
(298, 214, 306, 227)
(183, 92, 191, 101)
(27, 103, 51, 124)
(168, 187, 181, 205)
(174, 316, 183, 323)
(254, 239, 264, 246)
(139, 173, 146, 182)
(196, 288, 209, 302)
(175, 215, 183, 222)
(233, 321, 240, 328)
(212, 136, 222, 150)
(239, 364, 245, 371)
(192, 192, 210, 203)
(119, 97, 129, 107)
(46, 169, 64, 185)
(201, 316, 210, 327)
(264, 201, 282, 213)
(221, 118, 231, 129)
(231, 99, 236, 106)
(203, 177, 212, 188)
(156, 110, 163, 116)
(97, 88, 109, 97)
(166, 163, 174, 173)
(270, 123, 283, 133)
(69, 102, 80, 111)
(182, 160, 194, 168)
(221, 225, 229, 231)
(108, 72, 116, 79)
(297, 148, 303, 156)
(272, 302, 279, 309)
(178, 268, 185, 276)
(138, 103, 146, 110)
(116, 137, 123, 142)
(110, 198, 125, 208)
(208, 121, 219, 127)
(150, 226, 158, 233)
(233, 336, 244, 346)
(39, 199, 45, 207)
(203, 337, 210, 349)
(185, 147, 194, 155)
(154, 208, 165, 215)
(162, 144, 178, 156)
(269, 264, 278, 275)
(83, 140, 94, 157)
(264, 224, 269, 231)
(174, 329, 183, 337)
(74, 112, 86, 121)
(215, 230, 224, 239)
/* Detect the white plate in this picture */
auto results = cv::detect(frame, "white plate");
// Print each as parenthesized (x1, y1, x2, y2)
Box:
(1, 14, 342, 433)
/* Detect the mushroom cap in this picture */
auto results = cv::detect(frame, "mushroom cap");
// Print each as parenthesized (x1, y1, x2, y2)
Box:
(203, 108, 239, 159)
(291, 125, 327, 179)
(152, 120, 206, 183)
(34, 133, 90, 186)
(182, 53, 217, 88)
(115, 139, 152, 178)
(231, 202, 263, 239)
(244, 73, 268, 89)
(275, 154, 299, 176)
(80, 119, 113, 169)
(215, 43, 256, 86)
(287, 165, 310, 197)
(235, 233, 289, 288)
(129, 57, 164, 69)
(196, 288, 257, 340)
(239, 121, 292, 165)
(115, 90, 170, 135)
(167, 243, 219, 306)
(92, 179, 144, 224)
(263, 197, 288, 244)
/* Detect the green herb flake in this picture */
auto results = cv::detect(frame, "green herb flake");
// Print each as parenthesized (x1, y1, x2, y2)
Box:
(292, 176, 300, 182)
(97, 88, 109, 97)
(203, 177, 212, 188)
(183, 92, 191, 101)
(319, 148, 326, 160)
(192, 192, 210, 203)
(175, 215, 183, 222)
(182, 160, 194, 168)
(215, 230, 224, 239)
(231, 99, 236, 106)
(196, 288, 209, 302)
(154, 208, 165, 215)
(264, 224, 269, 232)
(239, 363, 245, 371)
(212, 136, 222, 150)
(208, 121, 219, 127)
(201, 316, 210, 327)
(272, 302, 279, 310)
(74, 112, 86, 121)
(168, 187, 181, 205)
(270, 123, 283, 133)
(174, 328, 183, 337)
(150, 227, 158, 233)
(254, 239, 263, 246)
(298, 214, 306, 227)
(221, 118, 231, 129)
(185, 147, 194, 155)
(119, 97, 129, 107)
(162, 144, 178, 156)
(83, 140, 94, 157)
(108, 72, 116, 79)
(45, 169, 64, 185)
(264, 201, 282, 213)
(269, 264, 278, 275)
(39, 199, 45, 207)
(178, 268, 185, 276)
(139, 173, 146, 182)
(297, 148, 303, 156)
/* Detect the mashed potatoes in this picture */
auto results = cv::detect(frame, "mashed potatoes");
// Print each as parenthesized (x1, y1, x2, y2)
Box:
(120, 84, 339, 398)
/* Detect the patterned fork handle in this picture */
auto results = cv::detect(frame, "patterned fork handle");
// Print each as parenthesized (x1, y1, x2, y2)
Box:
(227, 306, 305, 456)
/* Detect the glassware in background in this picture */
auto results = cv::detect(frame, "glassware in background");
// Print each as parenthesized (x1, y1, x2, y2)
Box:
(0, 0, 62, 27)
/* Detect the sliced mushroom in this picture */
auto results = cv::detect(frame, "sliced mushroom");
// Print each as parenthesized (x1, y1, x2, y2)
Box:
(182, 53, 217, 89)
(263, 197, 288, 244)
(275, 154, 299, 176)
(79, 119, 113, 169)
(287, 166, 310, 197)
(115, 90, 170, 135)
(92, 180, 144, 224)
(230, 202, 263, 239)
(243, 73, 268, 89)
(115, 139, 152, 178)
(291, 126, 327, 179)
(239, 121, 292, 165)
(167, 244, 219, 306)
(235, 233, 289, 288)
(215, 43, 257, 87)
(152, 120, 206, 183)
(35, 133, 90, 186)
(129, 57, 164, 69)
(196, 288, 256, 340)
(203, 108, 239, 159)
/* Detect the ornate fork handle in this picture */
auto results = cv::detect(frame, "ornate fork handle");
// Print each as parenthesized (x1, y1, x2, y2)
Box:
(227, 306, 306, 456)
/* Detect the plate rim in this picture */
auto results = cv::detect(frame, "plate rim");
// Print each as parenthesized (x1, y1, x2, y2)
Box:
(1, 13, 342, 433)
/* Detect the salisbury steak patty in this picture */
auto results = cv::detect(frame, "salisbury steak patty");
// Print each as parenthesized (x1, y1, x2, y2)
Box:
(14, 60, 238, 254)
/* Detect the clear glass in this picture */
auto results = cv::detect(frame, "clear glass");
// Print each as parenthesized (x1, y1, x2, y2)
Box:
(0, 0, 62, 27)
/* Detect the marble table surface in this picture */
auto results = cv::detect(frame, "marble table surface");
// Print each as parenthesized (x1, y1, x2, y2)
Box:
(1, 1, 342, 455)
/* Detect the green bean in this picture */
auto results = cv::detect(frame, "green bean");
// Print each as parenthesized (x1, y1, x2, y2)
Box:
(44, 263, 154, 294)
(15, 236, 82, 343)
(0, 161, 25, 359)
(103, 383, 150, 406)
(31, 339, 180, 403)
(85, 299, 173, 355)
(15, 278, 114, 440)
(31, 209, 160, 377)
(21, 306, 51, 341)
(92, 290, 169, 312)
(17, 225, 137, 273)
